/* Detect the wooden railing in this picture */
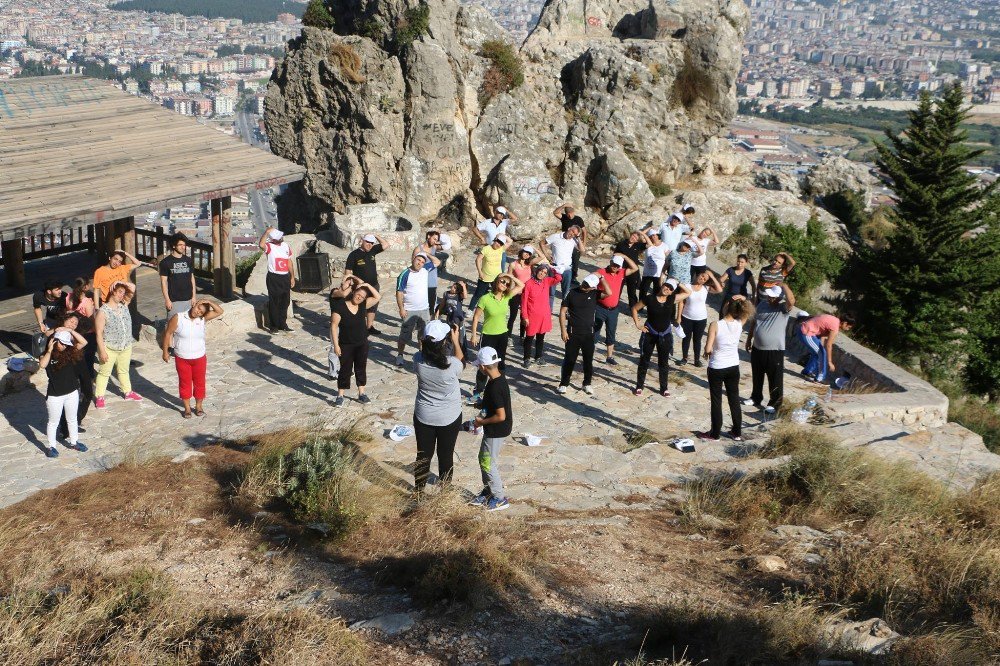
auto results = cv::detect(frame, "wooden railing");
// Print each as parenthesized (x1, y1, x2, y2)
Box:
(135, 227, 214, 278)
(0, 227, 91, 263)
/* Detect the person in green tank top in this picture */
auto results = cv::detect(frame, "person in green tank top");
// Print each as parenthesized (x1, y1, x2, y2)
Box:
(468, 273, 524, 403)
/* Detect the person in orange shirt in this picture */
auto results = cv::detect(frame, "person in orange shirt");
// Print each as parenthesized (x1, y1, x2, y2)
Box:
(93, 250, 146, 307)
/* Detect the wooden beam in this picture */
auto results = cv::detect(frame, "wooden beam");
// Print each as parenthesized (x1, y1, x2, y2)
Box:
(211, 196, 234, 299)
(1, 238, 25, 289)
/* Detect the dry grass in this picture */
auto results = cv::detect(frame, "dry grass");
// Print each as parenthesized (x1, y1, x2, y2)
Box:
(671, 54, 716, 110)
(328, 43, 364, 84)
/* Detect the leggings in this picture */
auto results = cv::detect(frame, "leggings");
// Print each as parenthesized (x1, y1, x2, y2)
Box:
(47, 390, 79, 447)
(639, 275, 659, 298)
(636, 332, 671, 393)
(707, 365, 742, 438)
(506, 295, 525, 338)
(523, 333, 546, 360)
(624, 272, 641, 309)
(413, 414, 462, 491)
(95, 345, 132, 397)
(475, 332, 509, 393)
(681, 316, 707, 361)
(336, 341, 369, 390)
(175, 355, 207, 401)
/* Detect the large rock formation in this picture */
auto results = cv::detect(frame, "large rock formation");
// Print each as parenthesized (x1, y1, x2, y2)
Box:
(265, 0, 749, 239)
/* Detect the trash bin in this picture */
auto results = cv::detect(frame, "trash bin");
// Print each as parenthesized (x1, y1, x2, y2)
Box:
(296, 246, 331, 292)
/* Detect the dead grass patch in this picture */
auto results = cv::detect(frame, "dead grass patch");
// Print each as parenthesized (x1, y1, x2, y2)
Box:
(328, 43, 364, 83)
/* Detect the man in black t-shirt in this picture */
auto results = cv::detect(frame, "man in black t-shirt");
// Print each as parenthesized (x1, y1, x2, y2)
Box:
(558, 273, 610, 395)
(613, 230, 646, 309)
(159, 233, 196, 318)
(344, 233, 390, 333)
(468, 346, 513, 512)
(553, 203, 587, 284)
(33, 280, 65, 333)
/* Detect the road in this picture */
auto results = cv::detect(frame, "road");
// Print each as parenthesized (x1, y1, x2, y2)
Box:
(234, 112, 279, 234)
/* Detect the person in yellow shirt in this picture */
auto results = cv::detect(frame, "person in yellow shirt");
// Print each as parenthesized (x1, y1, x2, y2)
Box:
(469, 234, 511, 311)
(93, 250, 146, 307)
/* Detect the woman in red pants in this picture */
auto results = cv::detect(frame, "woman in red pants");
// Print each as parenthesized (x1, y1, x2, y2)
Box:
(161, 299, 224, 418)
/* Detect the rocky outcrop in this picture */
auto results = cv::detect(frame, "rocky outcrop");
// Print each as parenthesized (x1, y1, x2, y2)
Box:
(804, 156, 878, 208)
(265, 0, 749, 239)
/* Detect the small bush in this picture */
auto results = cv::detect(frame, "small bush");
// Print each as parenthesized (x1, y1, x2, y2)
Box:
(625, 71, 641, 90)
(719, 221, 763, 262)
(951, 397, 1000, 454)
(820, 189, 867, 233)
(280, 436, 366, 536)
(235, 250, 261, 289)
(671, 54, 715, 109)
(647, 178, 672, 198)
(356, 15, 384, 41)
(759, 214, 844, 298)
(301, 0, 335, 29)
(478, 39, 524, 104)
(328, 43, 364, 84)
(396, 4, 430, 49)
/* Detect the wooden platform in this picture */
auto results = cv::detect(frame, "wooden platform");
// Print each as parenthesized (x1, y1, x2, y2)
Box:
(0, 76, 305, 239)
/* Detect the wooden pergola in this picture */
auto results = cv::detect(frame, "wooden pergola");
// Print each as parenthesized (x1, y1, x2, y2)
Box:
(0, 76, 305, 298)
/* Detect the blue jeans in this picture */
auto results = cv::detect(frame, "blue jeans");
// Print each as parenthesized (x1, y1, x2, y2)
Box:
(798, 329, 828, 381)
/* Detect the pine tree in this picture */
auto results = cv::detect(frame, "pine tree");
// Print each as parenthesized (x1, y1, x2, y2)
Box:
(302, 0, 335, 29)
(848, 83, 1000, 371)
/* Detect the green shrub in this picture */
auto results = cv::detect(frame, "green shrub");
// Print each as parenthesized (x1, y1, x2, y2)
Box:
(282, 436, 364, 535)
(820, 189, 867, 234)
(357, 16, 384, 41)
(478, 39, 524, 104)
(396, 4, 430, 49)
(301, 0, 335, 29)
(235, 250, 261, 289)
(760, 214, 844, 298)
(964, 291, 1000, 403)
(719, 221, 763, 263)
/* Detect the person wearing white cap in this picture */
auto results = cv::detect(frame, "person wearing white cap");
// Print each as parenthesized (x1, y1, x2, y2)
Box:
(613, 230, 646, 308)
(469, 233, 512, 312)
(698, 296, 755, 443)
(743, 282, 795, 414)
(557, 273, 611, 395)
(553, 203, 587, 284)
(39, 327, 89, 458)
(472, 205, 517, 246)
(630, 278, 690, 396)
(412, 320, 466, 493)
(594, 253, 640, 365)
(395, 251, 442, 366)
(467, 346, 512, 512)
(540, 224, 582, 304)
(345, 232, 390, 334)
(414, 230, 445, 312)
(664, 238, 700, 287)
(505, 245, 541, 340)
(638, 227, 667, 298)
(258, 226, 296, 333)
(656, 213, 691, 254)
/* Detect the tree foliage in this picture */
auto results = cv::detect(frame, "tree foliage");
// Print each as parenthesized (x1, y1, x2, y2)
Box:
(396, 4, 430, 49)
(842, 84, 1000, 373)
(965, 291, 1000, 402)
(302, 0, 335, 29)
(760, 215, 844, 298)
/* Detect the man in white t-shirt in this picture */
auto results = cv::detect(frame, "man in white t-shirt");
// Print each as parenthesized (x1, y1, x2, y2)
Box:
(258, 227, 296, 333)
(395, 252, 441, 366)
(472, 205, 518, 245)
(658, 213, 691, 254)
(638, 228, 668, 297)
(540, 225, 582, 304)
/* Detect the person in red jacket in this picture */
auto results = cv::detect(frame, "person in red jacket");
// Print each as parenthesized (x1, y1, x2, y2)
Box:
(518, 264, 563, 367)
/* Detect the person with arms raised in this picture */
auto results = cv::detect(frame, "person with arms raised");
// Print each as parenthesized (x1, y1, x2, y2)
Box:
(469, 233, 512, 311)
(593, 253, 640, 366)
(330, 281, 381, 406)
(557, 273, 611, 396)
(395, 252, 442, 366)
(553, 203, 587, 285)
(631, 279, 690, 397)
(697, 296, 755, 443)
(744, 283, 795, 414)
(161, 299, 224, 418)
(258, 227, 296, 333)
(519, 263, 562, 367)
(159, 233, 196, 319)
(39, 328, 89, 458)
(540, 225, 582, 305)
(344, 233, 390, 334)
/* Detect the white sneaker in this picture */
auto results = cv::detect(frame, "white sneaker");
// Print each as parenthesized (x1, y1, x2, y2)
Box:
(741, 398, 757, 407)
(395, 354, 405, 367)
(557, 385, 568, 394)
(764, 406, 776, 414)
(583, 385, 594, 395)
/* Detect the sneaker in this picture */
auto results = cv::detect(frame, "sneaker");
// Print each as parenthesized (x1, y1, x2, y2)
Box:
(123, 392, 143, 402)
(633, 388, 643, 396)
(677, 358, 688, 366)
(605, 357, 619, 366)
(395, 355, 405, 367)
(46, 446, 59, 458)
(741, 398, 758, 407)
(535, 359, 547, 367)
(69, 442, 88, 452)
(486, 496, 510, 512)
(333, 396, 344, 407)
(358, 394, 371, 404)
(557, 385, 568, 395)
(94, 397, 106, 409)
(522, 358, 532, 369)
(661, 389, 671, 397)
(728, 432, 744, 442)
(466, 392, 483, 406)
(583, 385, 594, 395)
(695, 431, 720, 442)
(694, 359, 703, 368)
(468, 490, 490, 507)
(763, 406, 776, 415)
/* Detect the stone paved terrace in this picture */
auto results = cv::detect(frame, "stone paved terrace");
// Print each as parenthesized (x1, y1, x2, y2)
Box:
(2, 250, 999, 508)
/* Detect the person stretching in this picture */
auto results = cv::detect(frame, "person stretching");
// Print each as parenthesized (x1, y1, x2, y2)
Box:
(679, 270, 723, 367)
(519, 264, 562, 367)
(469, 273, 524, 403)
(594, 253, 639, 365)
(94, 281, 141, 407)
(39, 328, 89, 458)
(468, 346, 513, 512)
(395, 252, 442, 366)
(505, 245, 540, 340)
(744, 283, 795, 414)
(631, 279, 689, 397)
(258, 227, 296, 333)
(330, 281, 381, 406)
(558, 274, 611, 395)
(698, 296, 754, 442)
(162, 299, 224, 418)
(469, 233, 512, 312)
(798, 312, 854, 384)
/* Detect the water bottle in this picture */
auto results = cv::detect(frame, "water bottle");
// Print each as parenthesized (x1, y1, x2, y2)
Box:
(824, 386, 833, 402)
(805, 397, 818, 410)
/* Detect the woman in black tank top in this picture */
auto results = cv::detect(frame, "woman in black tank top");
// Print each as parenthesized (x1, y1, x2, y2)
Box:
(331, 282, 382, 406)
(629, 279, 690, 396)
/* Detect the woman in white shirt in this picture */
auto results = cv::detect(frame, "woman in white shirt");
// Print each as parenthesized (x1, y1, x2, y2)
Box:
(689, 227, 719, 277)
(162, 299, 224, 418)
(679, 270, 723, 367)
(697, 296, 754, 443)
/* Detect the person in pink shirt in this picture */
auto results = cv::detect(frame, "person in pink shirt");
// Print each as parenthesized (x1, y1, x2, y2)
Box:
(798, 312, 855, 383)
(593, 253, 639, 365)
(519, 264, 562, 367)
(505, 245, 541, 339)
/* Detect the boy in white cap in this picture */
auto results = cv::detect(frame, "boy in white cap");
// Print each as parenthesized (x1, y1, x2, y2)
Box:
(395, 251, 442, 365)
(258, 226, 296, 333)
(744, 282, 795, 413)
(345, 232, 390, 334)
(594, 253, 639, 365)
(468, 346, 512, 511)
(558, 273, 611, 395)
(472, 205, 517, 246)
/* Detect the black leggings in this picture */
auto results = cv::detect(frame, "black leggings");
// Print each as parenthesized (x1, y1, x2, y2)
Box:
(413, 415, 462, 491)
(475, 332, 509, 393)
(336, 340, 369, 390)
(636, 333, 671, 393)
(523, 333, 546, 360)
(639, 275, 659, 298)
(681, 316, 707, 361)
(708, 365, 742, 438)
(506, 295, 525, 338)
(625, 273, 641, 309)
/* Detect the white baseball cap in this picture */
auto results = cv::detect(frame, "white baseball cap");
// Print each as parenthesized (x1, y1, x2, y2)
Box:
(439, 233, 452, 251)
(646, 228, 661, 237)
(583, 274, 600, 288)
(476, 346, 502, 367)
(611, 255, 624, 267)
(415, 252, 431, 261)
(268, 229, 284, 241)
(423, 320, 450, 342)
(764, 285, 783, 298)
(495, 233, 509, 245)
(682, 204, 695, 213)
(53, 330, 73, 345)
(663, 278, 679, 290)
(521, 245, 535, 255)
(496, 206, 507, 215)
(362, 234, 377, 243)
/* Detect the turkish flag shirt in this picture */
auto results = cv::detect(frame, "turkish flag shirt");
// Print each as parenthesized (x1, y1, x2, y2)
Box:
(265, 242, 293, 275)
